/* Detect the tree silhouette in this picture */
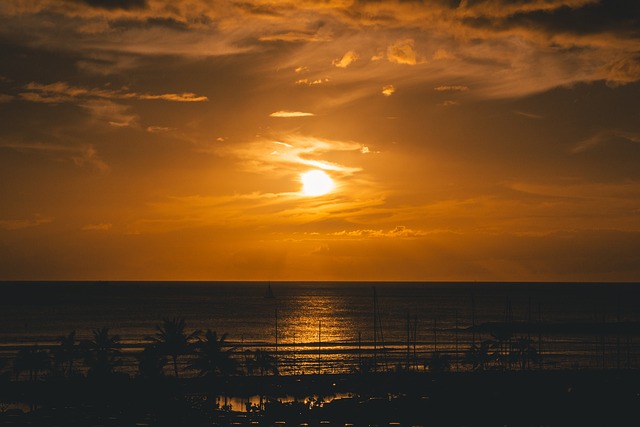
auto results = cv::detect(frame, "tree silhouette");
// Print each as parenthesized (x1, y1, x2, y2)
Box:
(188, 329, 238, 409)
(246, 349, 279, 376)
(0, 357, 9, 383)
(13, 346, 50, 381)
(137, 344, 167, 381)
(509, 336, 539, 370)
(148, 318, 199, 378)
(52, 330, 79, 378)
(189, 330, 237, 378)
(463, 339, 498, 371)
(490, 328, 514, 370)
(82, 327, 122, 379)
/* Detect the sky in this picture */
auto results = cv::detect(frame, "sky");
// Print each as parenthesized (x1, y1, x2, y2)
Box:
(1, 0, 639, 282)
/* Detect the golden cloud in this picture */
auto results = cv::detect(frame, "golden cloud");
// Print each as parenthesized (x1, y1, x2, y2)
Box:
(269, 111, 315, 117)
(21, 82, 208, 103)
(434, 85, 469, 92)
(332, 225, 426, 238)
(387, 39, 417, 65)
(381, 85, 395, 96)
(295, 78, 329, 85)
(333, 50, 359, 68)
(221, 134, 363, 177)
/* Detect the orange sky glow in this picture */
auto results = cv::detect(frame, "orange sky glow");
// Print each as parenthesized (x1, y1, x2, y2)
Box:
(1, 0, 639, 281)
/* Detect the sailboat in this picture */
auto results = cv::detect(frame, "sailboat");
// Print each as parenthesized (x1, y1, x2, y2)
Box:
(264, 282, 275, 299)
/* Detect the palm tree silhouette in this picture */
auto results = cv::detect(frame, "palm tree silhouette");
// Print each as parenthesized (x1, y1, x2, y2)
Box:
(509, 337, 540, 370)
(81, 327, 122, 379)
(491, 328, 514, 370)
(246, 349, 279, 376)
(52, 331, 78, 378)
(189, 330, 237, 378)
(244, 348, 278, 412)
(463, 339, 498, 371)
(0, 357, 9, 383)
(13, 346, 50, 381)
(137, 344, 167, 381)
(189, 329, 238, 409)
(12, 346, 50, 412)
(148, 318, 199, 378)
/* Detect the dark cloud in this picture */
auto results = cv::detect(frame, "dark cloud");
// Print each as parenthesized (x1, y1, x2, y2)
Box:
(109, 17, 191, 31)
(72, 0, 147, 11)
(463, 0, 640, 37)
(603, 55, 640, 86)
(235, 2, 285, 18)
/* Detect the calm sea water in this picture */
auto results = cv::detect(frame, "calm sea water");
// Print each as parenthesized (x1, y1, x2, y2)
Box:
(1, 281, 639, 372)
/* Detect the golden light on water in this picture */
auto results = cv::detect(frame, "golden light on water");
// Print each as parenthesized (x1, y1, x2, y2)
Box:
(279, 295, 352, 345)
(300, 170, 335, 197)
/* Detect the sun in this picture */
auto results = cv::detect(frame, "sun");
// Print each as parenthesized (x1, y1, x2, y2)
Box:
(300, 170, 335, 196)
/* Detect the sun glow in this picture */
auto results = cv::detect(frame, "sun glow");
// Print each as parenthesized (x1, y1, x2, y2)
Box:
(300, 170, 335, 196)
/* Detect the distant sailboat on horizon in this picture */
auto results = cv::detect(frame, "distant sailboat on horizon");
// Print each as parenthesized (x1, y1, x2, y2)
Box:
(265, 282, 275, 299)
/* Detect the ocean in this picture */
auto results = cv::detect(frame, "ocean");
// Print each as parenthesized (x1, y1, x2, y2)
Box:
(1, 281, 639, 374)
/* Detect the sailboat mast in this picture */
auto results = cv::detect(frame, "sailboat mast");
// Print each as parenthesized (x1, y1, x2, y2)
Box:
(406, 311, 411, 371)
(373, 286, 378, 372)
(471, 293, 476, 348)
(318, 320, 322, 374)
(413, 315, 418, 371)
(455, 311, 459, 371)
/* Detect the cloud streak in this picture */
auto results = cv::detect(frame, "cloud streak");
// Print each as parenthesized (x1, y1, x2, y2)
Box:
(434, 85, 469, 92)
(269, 111, 315, 118)
(79, 99, 138, 127)
(332, 226, 426, 238)
(0, 215, 53, 230)
(0, 140, 110, 172)
(572, 130, 640, 154)
(220, 134, 365, 177)
(20, 81, 208, 103)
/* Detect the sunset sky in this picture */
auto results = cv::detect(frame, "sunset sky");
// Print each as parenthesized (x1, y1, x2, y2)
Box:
(1, 0, 639, 281)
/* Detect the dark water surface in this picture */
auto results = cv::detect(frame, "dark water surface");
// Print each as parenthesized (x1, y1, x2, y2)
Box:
(2, 281, 639, 372)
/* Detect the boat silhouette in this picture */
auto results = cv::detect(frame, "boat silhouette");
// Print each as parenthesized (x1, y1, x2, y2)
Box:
(265, 282, 275, 299)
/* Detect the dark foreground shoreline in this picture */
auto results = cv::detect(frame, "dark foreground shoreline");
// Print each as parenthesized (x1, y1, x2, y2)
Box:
(2, 370, 639, 426)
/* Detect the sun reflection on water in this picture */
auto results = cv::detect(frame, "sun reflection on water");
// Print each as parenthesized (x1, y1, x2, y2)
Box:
(278, 294, 354, 345)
